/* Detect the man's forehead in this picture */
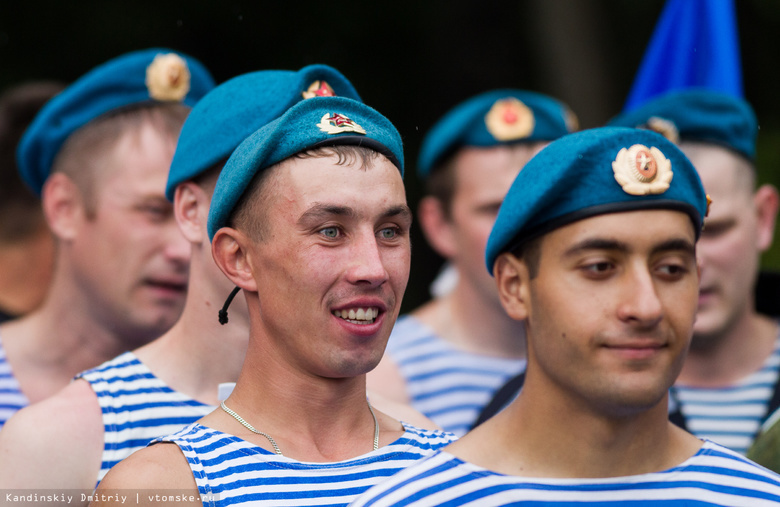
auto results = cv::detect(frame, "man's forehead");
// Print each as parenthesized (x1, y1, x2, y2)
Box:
(547, 209, 697, 249)
(281, 153, 404, 189)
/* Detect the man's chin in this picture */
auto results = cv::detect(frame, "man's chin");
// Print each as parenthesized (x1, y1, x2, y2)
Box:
(690, 323, 726, 351)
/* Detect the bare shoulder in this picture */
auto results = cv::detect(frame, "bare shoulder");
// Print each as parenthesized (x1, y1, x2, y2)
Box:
(97, 441, 197, 492)
(0, 378, 103, 489)
(367, 353, 410, 404)
(368, 389, 440, 431)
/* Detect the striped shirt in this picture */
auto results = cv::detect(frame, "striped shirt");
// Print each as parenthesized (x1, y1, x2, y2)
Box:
(385, 315, 525, 436)
(77, 352, 214, 485)
(671, 332, 780, 455)
(349, 441, 780, 506)
(158, 421, 458, 507)
(0, 334, 28, 429)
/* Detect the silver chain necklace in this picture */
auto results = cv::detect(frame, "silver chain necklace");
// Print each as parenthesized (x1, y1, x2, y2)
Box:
(220, 400, 380, 456)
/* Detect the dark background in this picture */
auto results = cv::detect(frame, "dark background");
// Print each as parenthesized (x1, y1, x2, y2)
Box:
(3, 0, 779, 312)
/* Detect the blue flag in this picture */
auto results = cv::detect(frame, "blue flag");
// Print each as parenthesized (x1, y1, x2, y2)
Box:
(624, 0, 743, 112)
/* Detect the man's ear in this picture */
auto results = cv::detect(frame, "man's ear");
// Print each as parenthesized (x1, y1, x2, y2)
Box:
(754, 183, 779, 252)
(211, 227, 258, 292)
(173, 182, 208, 244)
(494, 253, 530, 321)
(417, 196, 457, 259)
(40, 172, 84, 241)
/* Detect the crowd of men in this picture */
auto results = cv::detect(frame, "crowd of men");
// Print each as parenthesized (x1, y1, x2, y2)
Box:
(1, 46, 780, 506)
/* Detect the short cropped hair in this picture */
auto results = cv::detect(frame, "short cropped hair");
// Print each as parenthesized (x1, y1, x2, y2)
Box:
(52, 102, 190, 217)
(507, 234, 543, 280)
(230, 145, 382, 241)
(0, 81, 64, 242)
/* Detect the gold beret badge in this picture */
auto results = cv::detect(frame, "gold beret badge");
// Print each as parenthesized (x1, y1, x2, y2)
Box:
(484, 97, 535, 141)
(145, 53, 191, 102)
(612, 144, 673, 195)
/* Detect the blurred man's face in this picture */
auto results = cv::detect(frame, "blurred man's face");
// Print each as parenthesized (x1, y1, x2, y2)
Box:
(71, 122, 189, 345)
(683, 142, 774, 348)
(445, 144, 545, 304)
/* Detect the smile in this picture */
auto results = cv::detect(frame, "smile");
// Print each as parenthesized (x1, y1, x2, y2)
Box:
(333, 307, 379, 325)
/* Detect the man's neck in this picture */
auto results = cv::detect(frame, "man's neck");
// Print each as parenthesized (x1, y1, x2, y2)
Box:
(0, 276, 132, 403)
(677, 310, 779, 386)
(0, 231, 54, 316)
(415, 284, 526, 359)
(218, 361, 393, 462)
(135, 279, 249, 406)
(451, 386, 702, 479)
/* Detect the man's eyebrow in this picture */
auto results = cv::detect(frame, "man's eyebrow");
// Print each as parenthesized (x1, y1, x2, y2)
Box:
(563, 237, 695, 257)
(650, 238, 696, 257)
(298, 204, 358, 225)
(297, 203, 413, 225)
(563, 238, 628, 257)
(383, 205, 414, 222)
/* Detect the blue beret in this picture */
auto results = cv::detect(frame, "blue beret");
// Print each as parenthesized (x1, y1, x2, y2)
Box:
(17, 48, 215, 195)
(608, 89, 757, 161)
(417, 89, 577, 178)
(208, 96, 404, 240)
(485, 126, 708, 274)
(165, 64, 362, 200)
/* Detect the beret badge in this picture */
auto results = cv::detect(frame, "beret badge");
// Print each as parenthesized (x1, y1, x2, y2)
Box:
(612, 144, 673, 196)
(644, 116, 680, 144)
(317, 113, 366, 135)
(484, 97, 535, 141)
(145, 53, 191, 102)
(303, 80, 336, 99)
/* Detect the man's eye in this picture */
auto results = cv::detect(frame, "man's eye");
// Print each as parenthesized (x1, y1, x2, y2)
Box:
(379, 227, 398, 239)
(658, 264, 688, 277)
(584, 262, 612, 273)
(320, 227, 340, 238)
(140, 205, 170, 220)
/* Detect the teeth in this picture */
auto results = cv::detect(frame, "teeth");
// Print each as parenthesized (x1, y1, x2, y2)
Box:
(333, 307, 379, 324)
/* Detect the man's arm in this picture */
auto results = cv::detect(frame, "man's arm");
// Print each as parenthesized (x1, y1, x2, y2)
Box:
(0, 379, 104, 491)
(91, 442, 200, 507)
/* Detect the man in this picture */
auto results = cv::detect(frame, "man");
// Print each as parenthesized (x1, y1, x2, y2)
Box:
(350, 126, 780, 506)
(0, 65, 369, 494)
(479, 90, 780, 454)
(95, 96, 457, 506)
(368, 90, 577, 435)
(0, 48, 214, 427)
(607, 90, 780, 455)
(0, 81, 63, 323)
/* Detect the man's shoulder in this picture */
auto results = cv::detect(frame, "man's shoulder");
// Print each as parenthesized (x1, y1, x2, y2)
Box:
(96, 440, 197, 494)
(2, 378, 102, 439)
(76, 351, 143, 383)
(0, 379, 103, 488)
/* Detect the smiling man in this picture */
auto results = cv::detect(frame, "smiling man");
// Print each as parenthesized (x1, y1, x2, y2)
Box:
(94, 96, 456, 506)
(0, 49, 213, 427)
(350, 127, 780, 506)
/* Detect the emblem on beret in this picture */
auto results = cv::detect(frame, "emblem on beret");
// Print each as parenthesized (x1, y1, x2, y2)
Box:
(643, 117, 679, 144)
(317, 113, 366, 135)
(484, 97, 535, 141)
(303, 80, 336, 99)
(612, 144, 673, 195)
(145, 53, 190, 102)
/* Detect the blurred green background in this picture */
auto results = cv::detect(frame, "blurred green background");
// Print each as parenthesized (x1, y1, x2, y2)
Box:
(2, 0, 779, 313)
